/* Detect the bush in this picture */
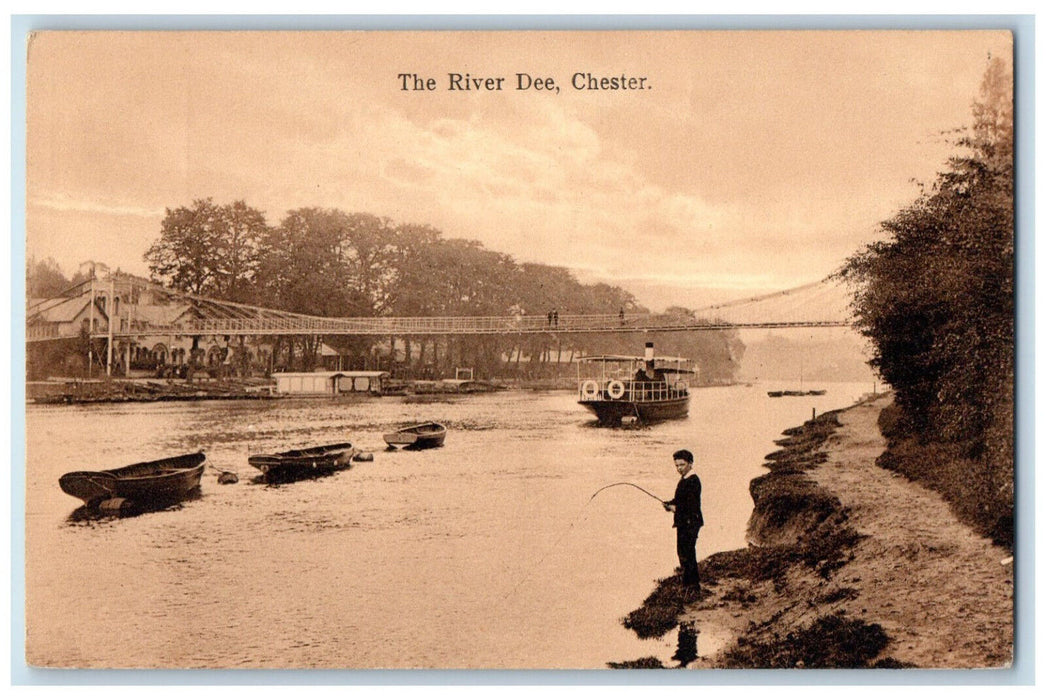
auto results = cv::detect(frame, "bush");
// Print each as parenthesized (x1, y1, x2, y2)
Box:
(842, 57, 1014, 550)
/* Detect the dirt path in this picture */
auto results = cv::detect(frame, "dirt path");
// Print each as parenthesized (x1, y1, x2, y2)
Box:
(684, 395, 1013, 668)
(812, 396, 1013, 667)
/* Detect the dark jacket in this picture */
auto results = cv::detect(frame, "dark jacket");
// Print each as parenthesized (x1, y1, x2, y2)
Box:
(667, 473, 703, 532)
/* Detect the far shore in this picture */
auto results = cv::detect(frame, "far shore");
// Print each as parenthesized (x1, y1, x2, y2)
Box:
(25, 375, 752, 405)
(615, 393, 1014, 669)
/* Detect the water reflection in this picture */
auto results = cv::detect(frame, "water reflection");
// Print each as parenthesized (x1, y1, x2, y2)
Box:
(65, 488, 203, 522)
(671, 621, 699, 668)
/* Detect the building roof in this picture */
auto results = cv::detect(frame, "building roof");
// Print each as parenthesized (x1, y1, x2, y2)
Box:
(132, 303, 193, 326)
(577, 354, 690, 364)
(26, 296, 99, 324)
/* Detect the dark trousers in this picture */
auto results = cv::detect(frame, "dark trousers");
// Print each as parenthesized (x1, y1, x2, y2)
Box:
(676, 527, 700, 586)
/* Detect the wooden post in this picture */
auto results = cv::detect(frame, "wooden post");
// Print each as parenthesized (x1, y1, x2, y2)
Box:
(87, 277, 95, 377)
(106, 276, 114, 376)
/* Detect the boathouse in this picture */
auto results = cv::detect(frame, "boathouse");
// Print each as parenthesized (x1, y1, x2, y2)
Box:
(272, 370, 389, 396)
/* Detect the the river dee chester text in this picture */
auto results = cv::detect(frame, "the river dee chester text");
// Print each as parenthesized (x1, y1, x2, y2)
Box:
(397, 72, 650, 94)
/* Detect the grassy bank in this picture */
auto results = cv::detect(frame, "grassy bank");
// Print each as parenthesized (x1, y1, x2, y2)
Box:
(615, 406, 896, 669)
(612, 393, 1013, 669)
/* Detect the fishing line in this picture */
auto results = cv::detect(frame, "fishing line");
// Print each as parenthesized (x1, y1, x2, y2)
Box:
(499, 499, 595, 604)
(499, 481, 665, 603)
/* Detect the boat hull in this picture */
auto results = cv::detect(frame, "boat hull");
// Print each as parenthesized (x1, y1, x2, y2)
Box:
(579, 396, 690, 426)
(59, 453, 206, 508)
(247, 442, 355, 483)
(383, 423, 447, 450)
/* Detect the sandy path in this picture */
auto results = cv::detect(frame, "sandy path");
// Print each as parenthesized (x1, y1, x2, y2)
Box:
(811, 396, 1013, 668)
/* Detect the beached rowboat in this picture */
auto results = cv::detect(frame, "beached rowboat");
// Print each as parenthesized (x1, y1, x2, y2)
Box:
(59, 452, 206, 508)
(383, 422, 447, 449)
(247, 442, 356, 483)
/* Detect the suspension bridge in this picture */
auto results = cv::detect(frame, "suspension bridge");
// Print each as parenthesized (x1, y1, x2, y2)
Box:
(26, 272, 854, 344)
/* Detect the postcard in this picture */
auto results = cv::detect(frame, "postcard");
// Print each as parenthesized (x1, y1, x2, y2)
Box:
(23, 28, 1015, 672)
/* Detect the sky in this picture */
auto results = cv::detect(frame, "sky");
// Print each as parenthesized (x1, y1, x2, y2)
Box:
(25, 29, 1012, 311)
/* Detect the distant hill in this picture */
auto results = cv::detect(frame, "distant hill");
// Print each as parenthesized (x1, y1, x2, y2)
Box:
(737, 329, 878, 384)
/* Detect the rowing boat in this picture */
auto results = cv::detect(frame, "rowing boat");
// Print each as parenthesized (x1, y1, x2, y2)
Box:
(59, 452, 206, 508)
(247, 442, 356, 483)
(383, 422, 447, 449)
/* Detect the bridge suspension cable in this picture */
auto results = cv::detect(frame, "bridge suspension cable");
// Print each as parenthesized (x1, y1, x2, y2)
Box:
(26, 272, 854, 343)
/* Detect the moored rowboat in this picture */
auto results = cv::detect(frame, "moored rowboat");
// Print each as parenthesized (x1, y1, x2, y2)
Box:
(383, 422, 447, 449)
(59, 452, 207, 508)
(247, 442, 356, 483)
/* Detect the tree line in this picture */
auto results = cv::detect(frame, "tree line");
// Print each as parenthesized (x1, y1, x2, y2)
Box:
(28, 205, 743, 382)
(841, 56, 1014, 545)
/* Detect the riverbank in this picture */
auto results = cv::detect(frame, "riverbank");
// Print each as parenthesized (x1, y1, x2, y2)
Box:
(27, 375, 736, 404)
(27, 376, 509, 404)
(617, 393, 1014, 669)
(27, 377, 278, 404)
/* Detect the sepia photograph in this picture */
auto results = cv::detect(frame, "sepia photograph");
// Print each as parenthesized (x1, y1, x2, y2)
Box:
(19, 24, 1018, 674)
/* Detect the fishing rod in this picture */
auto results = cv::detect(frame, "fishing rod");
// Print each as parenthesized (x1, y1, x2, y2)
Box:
(587, 481, 666, 505)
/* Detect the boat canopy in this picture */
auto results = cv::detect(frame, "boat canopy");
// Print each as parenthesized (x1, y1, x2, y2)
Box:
(576, 354, 690, 364)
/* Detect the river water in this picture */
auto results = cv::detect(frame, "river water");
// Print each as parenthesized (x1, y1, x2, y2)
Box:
(24, 382, 872, 669)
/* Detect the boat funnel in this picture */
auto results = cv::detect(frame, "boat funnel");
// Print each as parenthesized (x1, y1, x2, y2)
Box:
(644, 342, 654, 363)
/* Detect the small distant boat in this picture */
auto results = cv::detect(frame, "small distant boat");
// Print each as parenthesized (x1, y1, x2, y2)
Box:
(59, 452, 206, 508)
(248, 442, 356, 483)
(767, 355, 825, 397)
(383, 422, 447, 449)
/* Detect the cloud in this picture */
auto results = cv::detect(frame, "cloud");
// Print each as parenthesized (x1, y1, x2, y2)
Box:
(338, 100, 733, 286)
(24, 31, 1011, 308)
(29, 193, 164, 219)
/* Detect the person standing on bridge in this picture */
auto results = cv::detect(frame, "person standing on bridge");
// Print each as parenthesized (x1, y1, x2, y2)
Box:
(663, 449, 703, 590)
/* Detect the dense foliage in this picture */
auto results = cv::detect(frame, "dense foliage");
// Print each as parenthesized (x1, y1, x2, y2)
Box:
(25, 256, 91, 298)
(25, 199, 743, 380)
(841, 57, 1013, 542)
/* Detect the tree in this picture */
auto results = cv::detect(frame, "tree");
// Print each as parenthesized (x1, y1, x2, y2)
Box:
(843, 55, 1012, 442)
(145, 198, 268, 299)
(146, 198, 224, 295)
(340, 213, 401, 316)
(217, 200, 269, 303)
(841, 56, 1013, 540)
(255, 208, 358, 370)
(26, 256, 73, 297)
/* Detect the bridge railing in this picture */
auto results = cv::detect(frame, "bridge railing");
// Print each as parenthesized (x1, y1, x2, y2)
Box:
(178, 312, 713, 335)
(27, 312, 849, 342)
